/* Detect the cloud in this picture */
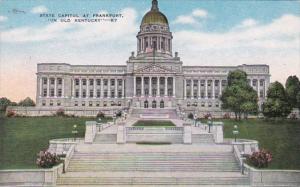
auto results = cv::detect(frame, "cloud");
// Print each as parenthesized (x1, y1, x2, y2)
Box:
(173, 8, 208, 25)
(0, 15, 7, 22)
(192, 9, 208, 18)
(31, 5, 48, 14)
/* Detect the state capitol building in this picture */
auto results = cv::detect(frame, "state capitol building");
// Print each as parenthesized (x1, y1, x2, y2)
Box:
(33, 0, 270, 117)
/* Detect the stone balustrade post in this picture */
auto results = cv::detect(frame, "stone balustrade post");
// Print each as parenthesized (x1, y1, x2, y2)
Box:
(183, 122, 192, 144)
(85, 121, 97, 143)
(117, 122, 126, 144)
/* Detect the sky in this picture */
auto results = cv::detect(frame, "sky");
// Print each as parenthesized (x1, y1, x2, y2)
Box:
(0, 0, 300, 101)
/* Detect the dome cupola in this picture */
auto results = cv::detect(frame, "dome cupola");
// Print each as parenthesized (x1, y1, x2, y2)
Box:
(141, 0, 169, 26)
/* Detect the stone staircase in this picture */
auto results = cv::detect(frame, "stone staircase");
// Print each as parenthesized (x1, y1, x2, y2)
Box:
(192, 134, 215, 144)
(57, 150, 249, 186)
(94, 134, 117, 144)
(131, 108, 178, 119)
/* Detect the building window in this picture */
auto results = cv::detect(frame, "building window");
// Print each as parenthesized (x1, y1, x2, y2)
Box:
(75, 89, 79, 98)
(103, 101, 107, 107)
(50, 100, 53, 106)
(75, 79, 79, 86)
(208, 102, 212, 107)
(193, 92, 197, 98)
(82, 79, 87, 86)
(118, 91, 122, 98)
(82, 90, 86, 98)
(57, 101, 61, 106)
(50, 88, 55, 97)
(111, 79, 115, 86)
(104, 79, 108, 86)
(118, 101, 122, 106)
(89, 90, 93, 98)
(111, 91, 115, 98)
(221, 80, 227, 87)
(96, 101, 100, 107)
(215, 103, 219, 107)
(260, 79, 264, 86)
(50, 78, 55, 85)
(193, 102, 198, 107)
(201, 102, 205, 107)
(82, 102, 85, 107)
(187, 102, 190, 107)
(74, 101, 78, 106)
(97, 90, 101, 98)
(89, 101, 93, 107)
(207, 80, 212, 87)
(57, 78, 62, 85)
(215, 80, 219, 87)
(252, 79, 257, 86)
(104, 91, 108, 98)
(43, 78, 47, 85)
(207, 92, 212, 98)
(118, 79, 122, 86)
(58, 89, 62, 97)
(215, 93, 219, 99)
(111, 101, 115, 106)
(42, 100, 46, 106)
(43, 89, 47, 97)
(260, 90, 264, 98)
(200, 80, 205, 87)
(89, 79, 94, 86)
(201, 92, 205, 98)
(97, 79, 101, 86)
(186, 80, 191, 87)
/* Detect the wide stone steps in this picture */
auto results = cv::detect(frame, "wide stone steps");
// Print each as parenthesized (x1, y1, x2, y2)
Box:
(94, 134, 116, 144)
(57, 176, 249, 186)
(192, 134, 215, 144)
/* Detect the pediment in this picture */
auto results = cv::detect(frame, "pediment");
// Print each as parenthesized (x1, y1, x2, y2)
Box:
(134, 64, 175, 74)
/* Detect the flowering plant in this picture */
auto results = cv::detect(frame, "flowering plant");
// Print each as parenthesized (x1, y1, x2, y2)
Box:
(36, 150, 61, 168)
(56, 108, 65, 116)
(204, 113, 212, 119)
(223, 113, 231, 119)
(246, 149, 272, 168)
(6, 110, 16, 117)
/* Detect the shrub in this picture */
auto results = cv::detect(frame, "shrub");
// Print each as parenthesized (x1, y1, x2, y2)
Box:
(36, 150, 61, 168)
(97, 111, 105, 118)
(223, 113, 231, 119)
(247, 149, 272, 168)
(116, 110, 122, 117)
(56, 108, 65, 117)
(204, 113, 212, 119)
(6, 110, 16, 117)
(187, 113, 194, 119)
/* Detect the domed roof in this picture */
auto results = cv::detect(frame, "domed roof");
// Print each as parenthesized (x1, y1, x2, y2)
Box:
(141, 0, 169, 26)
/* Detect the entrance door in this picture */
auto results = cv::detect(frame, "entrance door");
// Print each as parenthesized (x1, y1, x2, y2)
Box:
(152, 100, 157, 108)
(144, 101, 148, 108)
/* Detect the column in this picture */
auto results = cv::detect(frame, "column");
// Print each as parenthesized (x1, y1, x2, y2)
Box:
(122, 79, 125, 98)
(39, 77, 42, 97)
(212, 79, 215, 99)
(115, 78, 118, 98)
(54, 77, 57, 97)
(108, 78, 111, 98)
(79, 78, 82, 98)
(157, 77, 160, 97)
(141, 76, 144, 97)
(173, 77, 176, 97)
(184, 79, 186, 99)
(72, 78, 75, 98)
(198, 79, 201, 99)
(47, 77, 50, 97)
(205, 79, 208, 99)
(191, 79, 194, 98)
(62, 78, 64, 98)
(100, 78, 104, 98)
(219, 79, 222, 96)
(133, 76, 136, 97)
(93, 78, 96, 98)
(149, 77, 152, 97)
(164, 77, 168, 97)
(257, 78, 260, 98)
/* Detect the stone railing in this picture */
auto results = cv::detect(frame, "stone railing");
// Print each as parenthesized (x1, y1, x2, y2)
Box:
(48, 138, 83, 155)
(126, 127, 183, 134)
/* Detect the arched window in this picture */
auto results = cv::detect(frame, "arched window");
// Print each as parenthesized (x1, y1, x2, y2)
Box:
(152, 100, 157, 108)
(144, 100, 148, 108)
(160, 100, 164, 108)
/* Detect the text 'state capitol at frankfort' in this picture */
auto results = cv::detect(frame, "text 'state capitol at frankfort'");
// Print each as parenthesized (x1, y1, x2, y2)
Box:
(34, 0, 270, 117)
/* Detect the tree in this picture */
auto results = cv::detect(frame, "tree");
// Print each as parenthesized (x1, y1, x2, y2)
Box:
(297, 92, 300, 110)
(18, 97, 35, 107)
(220, 70, 258, 120)
(0, 97, 12, 111)
(262, 81, 292, 118)
(285, 76, 300, 108)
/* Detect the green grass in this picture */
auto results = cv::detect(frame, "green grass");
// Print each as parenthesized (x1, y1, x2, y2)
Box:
(221, 119, 300, 170)
(0, 114, 109, 169)
(133, 120, 176, 127)
(136, 142, 172, 145)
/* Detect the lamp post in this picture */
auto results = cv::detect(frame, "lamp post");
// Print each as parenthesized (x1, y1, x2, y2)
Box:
(208, 116, 212, 133)
(72, 124, 78, 142)
(194, 114, 197, 127)
(112, 112, 117, 125)
(233, 125, 239, 142)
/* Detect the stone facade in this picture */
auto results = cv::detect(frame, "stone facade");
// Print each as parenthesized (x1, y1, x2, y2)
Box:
(35, 0, 270, 117)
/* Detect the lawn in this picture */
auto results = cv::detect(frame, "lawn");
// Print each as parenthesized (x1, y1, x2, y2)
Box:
(133, 120, 175, 127)
(0, 114, 109, 169)
(221, 119, 300, 170)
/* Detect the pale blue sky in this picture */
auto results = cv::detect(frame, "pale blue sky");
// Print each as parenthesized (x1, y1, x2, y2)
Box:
(0, 0, 300, 101)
